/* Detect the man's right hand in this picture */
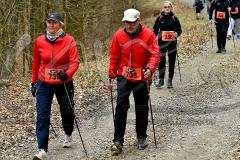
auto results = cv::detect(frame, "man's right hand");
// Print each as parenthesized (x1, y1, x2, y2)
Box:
(106, 79, 113, 90)
(228, 7, 231, 13)
(209, 20, 213, 25)
(208, 20, 213, 27)
(31, 83, 37, 97)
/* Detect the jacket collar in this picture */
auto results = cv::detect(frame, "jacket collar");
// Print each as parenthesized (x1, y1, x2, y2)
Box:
(160, 11, 174, 17)
(45, 32, 66, 44)
(124, 24, 143, 39)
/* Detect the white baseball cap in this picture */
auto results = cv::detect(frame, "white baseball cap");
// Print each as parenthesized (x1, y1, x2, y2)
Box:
(122, 8, 140, 22)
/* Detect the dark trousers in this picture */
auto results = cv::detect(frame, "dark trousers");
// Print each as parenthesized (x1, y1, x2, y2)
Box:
(158, 41, 177, 79)
(216, 23, 229, 50)
(113, 76, 149, 143)
(35, 80, 75, 152)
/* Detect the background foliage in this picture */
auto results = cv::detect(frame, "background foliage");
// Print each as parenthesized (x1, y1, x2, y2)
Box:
(0, 0, 136, 78)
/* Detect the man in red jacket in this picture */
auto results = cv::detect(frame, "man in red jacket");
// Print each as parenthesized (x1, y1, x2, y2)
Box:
(31, 13, 79, 160)
(107, 8, 160, 155)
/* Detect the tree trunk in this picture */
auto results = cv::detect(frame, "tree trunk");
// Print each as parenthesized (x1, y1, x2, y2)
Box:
(23, 0, 31, 76)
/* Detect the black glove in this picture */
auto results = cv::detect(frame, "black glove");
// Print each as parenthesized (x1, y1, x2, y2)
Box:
(59, 71, 68, 82)
(31, 83, 37, 97)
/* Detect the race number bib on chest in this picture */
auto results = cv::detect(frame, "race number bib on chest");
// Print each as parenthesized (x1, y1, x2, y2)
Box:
(216, 11, 226, 19)
(122, 66, 143, 81)
(45, 69, 63, 82)
(162, 31, 176, 41)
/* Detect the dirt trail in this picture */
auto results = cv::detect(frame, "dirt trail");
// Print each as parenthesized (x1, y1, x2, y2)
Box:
(3, 0, 240, 160)
(15, 38, 240, 160)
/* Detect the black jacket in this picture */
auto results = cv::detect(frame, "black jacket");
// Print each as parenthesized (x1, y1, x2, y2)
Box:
(153, 12, 182, 43)
(230, 0, 240, 19)
(209, 0, 230, 23)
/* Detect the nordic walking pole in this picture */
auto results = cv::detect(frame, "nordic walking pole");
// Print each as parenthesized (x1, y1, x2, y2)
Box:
(63, 83, 88, 157)
(208, 19, 214, 48)
(146, 80, 157, 148)
(175, 40, 182, 82)
(109, 79, 115, 122)
(210, 23, 214, 48)
(176, 51, 182, 82)
(50, 122, 58, 137)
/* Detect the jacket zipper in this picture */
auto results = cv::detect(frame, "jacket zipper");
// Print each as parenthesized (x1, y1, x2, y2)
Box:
(51, 44, 54, 68)
(129, 38, 133, 68)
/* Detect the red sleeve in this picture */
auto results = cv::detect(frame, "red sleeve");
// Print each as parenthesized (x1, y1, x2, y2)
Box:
(31, 40, 41, 84)
(66, 38, 80, 78)
(146, 34, 161, 74)
(108, 34, 121, 79)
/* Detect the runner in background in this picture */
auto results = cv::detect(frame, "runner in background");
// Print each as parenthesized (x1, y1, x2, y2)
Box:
(227, 0, 240, 39)
(194, 0, 205, 19)
(153, 1, 182, 88)
(206, 0, 213, 14)
(209, 0, 231, 53)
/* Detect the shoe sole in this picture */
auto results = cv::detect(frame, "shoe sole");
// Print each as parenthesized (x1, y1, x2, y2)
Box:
(155, 86, 163, 89)
(111, 150, 122, 156)
(155, 84, 164, 88)
(111, 145, 122, 156)
(33, 156, 42, 160)
(137, 144, 148, 150)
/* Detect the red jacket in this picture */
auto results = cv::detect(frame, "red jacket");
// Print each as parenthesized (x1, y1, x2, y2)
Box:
(109, 25, 160, 81)
(31, 34, 79, 84)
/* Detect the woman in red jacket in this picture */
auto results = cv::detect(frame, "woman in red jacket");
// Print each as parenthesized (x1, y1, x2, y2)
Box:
(31, 13, 79, 160)
(107, 8, 160, 155)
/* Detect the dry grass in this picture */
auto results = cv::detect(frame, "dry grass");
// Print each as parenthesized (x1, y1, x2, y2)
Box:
(75, 0, 210, 88)
(176, 3, 210, 63)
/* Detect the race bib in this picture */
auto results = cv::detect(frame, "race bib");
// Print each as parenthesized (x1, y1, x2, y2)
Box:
(122, 66, 143, 81)
(45, 69, 63, 82)
(216, 11, 226, 19)
(162, 31, 176, 41)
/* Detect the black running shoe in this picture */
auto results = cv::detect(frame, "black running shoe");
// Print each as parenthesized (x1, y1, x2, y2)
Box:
(111, 141, 123, 156)
(137, 137, 148, 150)
(155, 78, 164, 88)
(167, 79, 173, 88)
(221, 48, 226, 52)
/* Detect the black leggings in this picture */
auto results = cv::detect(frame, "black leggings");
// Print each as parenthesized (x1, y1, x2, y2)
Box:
(195, 2, 204, 13)
(216, 23, 229, 50)
(158, 41, 177, 79)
